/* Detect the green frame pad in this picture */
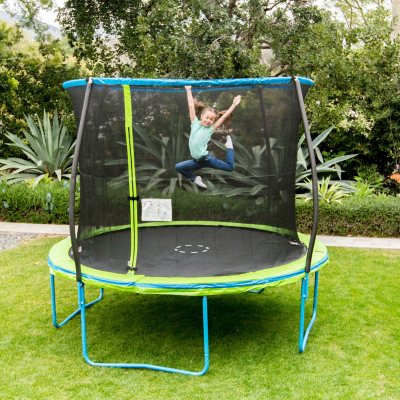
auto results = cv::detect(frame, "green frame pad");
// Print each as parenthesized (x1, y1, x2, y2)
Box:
(48, 222, 328, 296)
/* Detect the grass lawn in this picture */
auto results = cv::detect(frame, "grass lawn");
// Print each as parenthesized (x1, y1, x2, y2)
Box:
(0, 237, 399, 399)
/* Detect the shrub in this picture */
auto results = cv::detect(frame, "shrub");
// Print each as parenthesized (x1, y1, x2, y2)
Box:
(0, 180, 78, 224)
(0, 180, 399, 238)
(296, 196, 400, 237)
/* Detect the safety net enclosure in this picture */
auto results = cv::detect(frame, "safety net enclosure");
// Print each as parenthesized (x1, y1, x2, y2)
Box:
(49, 77, 328, 293)
(48, 77, 328, 374)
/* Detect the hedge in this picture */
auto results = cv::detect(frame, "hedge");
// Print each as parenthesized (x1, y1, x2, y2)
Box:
(296, 197, 400, 238)
(0, 181, 399, 237)
(0, 181, 78, 224)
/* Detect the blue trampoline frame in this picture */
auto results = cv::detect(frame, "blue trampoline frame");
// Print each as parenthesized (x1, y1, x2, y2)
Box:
(49, 271, 318, 375)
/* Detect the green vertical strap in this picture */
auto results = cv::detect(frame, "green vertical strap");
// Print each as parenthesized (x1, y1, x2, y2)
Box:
(123, 85, 139, 271)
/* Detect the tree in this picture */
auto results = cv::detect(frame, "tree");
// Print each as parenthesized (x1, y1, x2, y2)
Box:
(0, 21, 86, 158)
(0, 0, 54, 39)
(271, 5, 400, 176)
(58, 0, 321, 78)
(332, 0, 388, 28)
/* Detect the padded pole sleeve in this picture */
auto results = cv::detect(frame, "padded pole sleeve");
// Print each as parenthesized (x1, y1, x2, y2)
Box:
(294, 77, 319, 273)
(69, 77, 93, 282)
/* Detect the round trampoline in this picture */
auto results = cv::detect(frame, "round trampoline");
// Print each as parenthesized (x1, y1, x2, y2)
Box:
(49, 222, 327, 295)
(48, 76, 329, 375)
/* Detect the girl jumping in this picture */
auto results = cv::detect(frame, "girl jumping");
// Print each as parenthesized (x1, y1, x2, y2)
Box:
(175, 86, 241, 189)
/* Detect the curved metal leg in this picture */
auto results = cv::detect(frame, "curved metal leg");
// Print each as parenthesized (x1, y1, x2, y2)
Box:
(50, 273, 104, 328)
(78, 282, 210, 376)
(299, 271, 319, 353)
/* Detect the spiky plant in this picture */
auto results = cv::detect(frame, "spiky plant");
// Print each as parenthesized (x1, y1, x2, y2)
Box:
(296, 176, 351, 204)
(0, 110, 75, 185)
(206, 126, 358, 203)
(296, 126, 357, 189)
(133, 116, 199, 196)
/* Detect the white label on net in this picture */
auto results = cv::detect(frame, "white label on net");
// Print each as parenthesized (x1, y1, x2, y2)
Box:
(141, 199, 172, 222)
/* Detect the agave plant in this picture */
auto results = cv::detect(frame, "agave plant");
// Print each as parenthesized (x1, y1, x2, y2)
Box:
(203, 136, 273, 204)
(133, 116, 199, 196)
(206, 126, 357, 203)
(296, 126, 357, 190)
(0, 110, 75, 185)
(349, 177, 376, 199)
(112, 123, 357, 202)
(297, 176, 351, 204)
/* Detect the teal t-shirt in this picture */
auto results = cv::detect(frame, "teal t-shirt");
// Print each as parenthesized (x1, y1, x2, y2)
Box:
(188, 117, 214, 160)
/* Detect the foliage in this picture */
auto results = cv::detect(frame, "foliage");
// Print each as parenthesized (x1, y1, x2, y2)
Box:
(349, 163, 389, 198)
(0, 179, 76, 223)
(0, 20, 86, 158)
(295, 126, 357, 190)
(58, 0, 319, 78)
(202, 136, 275, 205)
(0, 110, 75, 185)
(270, 6, 400, 177)
(201, 126, 356, 204)
(350, 177, 376, 198)
(296, 176, 351, 203)
(130, 122, 357, 207)
(133, 119, 197, 196)
(3, 1, 400, 184)
(1, 176, 399, 237)
(296, 195, 400, 237)
(57, 1, 399, 176)
(355, 164, 386, 189)
(1, 0, 55, 40)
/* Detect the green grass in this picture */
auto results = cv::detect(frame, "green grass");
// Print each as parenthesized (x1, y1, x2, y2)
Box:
(0, 238, 399, 399)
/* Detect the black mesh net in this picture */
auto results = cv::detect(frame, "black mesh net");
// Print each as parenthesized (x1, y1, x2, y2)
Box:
(66, 81, 310, 276)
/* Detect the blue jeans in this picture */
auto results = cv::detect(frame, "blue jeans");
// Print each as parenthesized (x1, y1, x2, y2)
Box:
(175, 149, 234, 181)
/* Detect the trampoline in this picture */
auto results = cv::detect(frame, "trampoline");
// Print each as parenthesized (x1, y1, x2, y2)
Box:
(48, 76, 329, 375)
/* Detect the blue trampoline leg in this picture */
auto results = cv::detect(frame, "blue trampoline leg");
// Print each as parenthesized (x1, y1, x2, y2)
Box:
(299, 271, 319, 353)
(50, 273, 104, 328)
(78, 282, 210, 375)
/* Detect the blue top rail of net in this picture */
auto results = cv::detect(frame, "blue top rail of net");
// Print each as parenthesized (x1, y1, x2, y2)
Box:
(62, 77, 314, 90)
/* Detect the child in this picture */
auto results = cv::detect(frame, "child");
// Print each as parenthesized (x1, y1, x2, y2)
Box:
(175, 86, 241, 189)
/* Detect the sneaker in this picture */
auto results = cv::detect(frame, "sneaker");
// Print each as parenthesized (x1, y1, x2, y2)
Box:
(225, 135, 233, 149)
(194, 176, 207, 189)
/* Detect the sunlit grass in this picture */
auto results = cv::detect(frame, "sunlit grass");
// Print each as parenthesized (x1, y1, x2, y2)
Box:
(0, 239, 399, 399)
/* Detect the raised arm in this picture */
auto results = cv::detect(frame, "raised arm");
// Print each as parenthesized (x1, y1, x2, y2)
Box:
(185, 86, 196, 122)
(213, 95, 241, 129)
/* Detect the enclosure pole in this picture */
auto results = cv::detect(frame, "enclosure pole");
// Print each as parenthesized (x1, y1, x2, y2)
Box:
(293, 77, 319, 272)
(69, 77, 93, 282)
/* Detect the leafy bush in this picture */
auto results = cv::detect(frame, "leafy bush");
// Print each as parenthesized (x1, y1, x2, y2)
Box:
(296, 196, 400, 237)
(1, 180, 399, 238)
(0, 21, 86, 159)
(0, 180, 78, 224)
(350, 178, 376, 199)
